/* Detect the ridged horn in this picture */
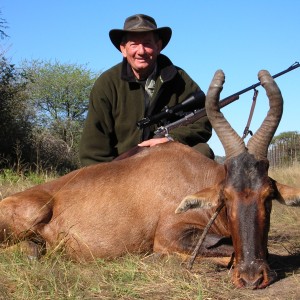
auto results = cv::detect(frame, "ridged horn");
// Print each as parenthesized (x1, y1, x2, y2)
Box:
(206, 70, 246, 159)
(247, 70, 283, 159)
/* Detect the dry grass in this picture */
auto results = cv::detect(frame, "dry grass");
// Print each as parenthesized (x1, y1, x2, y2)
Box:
(0, 165, 299, 299)
(0, 170, 56, 200)
(269, 163, 300, 186)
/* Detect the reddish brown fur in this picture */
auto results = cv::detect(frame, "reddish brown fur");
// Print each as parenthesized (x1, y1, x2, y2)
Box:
(0, 142, 231, 261)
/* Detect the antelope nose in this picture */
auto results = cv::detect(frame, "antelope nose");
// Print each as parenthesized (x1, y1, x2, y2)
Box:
(238, 273, 264, 289)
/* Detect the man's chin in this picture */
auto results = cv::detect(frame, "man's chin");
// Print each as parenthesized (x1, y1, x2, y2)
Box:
(135, 63, 150, 69)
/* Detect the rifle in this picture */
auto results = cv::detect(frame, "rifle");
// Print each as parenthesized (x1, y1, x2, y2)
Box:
(136, 90, 205, 129)
(137, 62, 300, 137)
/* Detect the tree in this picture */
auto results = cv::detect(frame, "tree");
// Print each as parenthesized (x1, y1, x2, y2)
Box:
(271, 131, 299, 145)
(1, 56, 98, 172)
(23, 59, 97, 149)
(0, 56, 33, 170)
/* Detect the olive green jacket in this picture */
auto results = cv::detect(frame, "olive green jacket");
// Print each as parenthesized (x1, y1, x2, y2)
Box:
(79, 54, 212, 165)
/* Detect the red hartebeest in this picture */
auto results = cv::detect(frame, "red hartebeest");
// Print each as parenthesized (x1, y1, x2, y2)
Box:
(0, 70, 299, 289)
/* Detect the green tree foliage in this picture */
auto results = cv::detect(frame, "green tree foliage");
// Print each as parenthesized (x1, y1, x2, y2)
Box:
(0, 57, 98, 173)
(0, 56, 33, 170)
(22, 59, 97, 170)
(271, 131, 299, 145)
(23, 60, 95, 143)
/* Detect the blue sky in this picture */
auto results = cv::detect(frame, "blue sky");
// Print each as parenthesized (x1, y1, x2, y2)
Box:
(1, 0, 299, 156)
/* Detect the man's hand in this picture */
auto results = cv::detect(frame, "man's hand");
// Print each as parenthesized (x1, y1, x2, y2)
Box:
(138, 137, 169, 147)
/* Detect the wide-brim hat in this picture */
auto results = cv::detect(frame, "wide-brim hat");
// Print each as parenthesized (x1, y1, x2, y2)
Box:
(109, 14, 172, 51)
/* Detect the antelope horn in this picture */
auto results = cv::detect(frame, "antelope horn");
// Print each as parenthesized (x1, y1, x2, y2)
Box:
(206, 70, 246, 159)
(247, 70, 283, 159)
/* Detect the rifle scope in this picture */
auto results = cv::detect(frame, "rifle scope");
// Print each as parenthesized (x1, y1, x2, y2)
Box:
(136, 90, 205, 129)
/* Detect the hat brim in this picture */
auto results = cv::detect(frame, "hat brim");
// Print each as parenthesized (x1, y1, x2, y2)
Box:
(109, 27, 172, 51)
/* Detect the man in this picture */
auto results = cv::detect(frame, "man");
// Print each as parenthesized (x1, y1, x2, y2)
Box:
(79, 14, 214, 166)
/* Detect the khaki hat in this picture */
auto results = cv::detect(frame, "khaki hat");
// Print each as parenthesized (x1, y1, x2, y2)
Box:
(109, 14, 172, 51)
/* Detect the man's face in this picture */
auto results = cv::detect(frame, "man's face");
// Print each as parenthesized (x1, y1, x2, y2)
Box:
(120, 31, 162, 79)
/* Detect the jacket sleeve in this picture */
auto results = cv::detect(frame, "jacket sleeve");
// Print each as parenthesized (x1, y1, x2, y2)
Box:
(79, 78, 116, 166)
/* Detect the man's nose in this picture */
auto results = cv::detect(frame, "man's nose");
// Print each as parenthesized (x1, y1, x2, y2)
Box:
(136, 44, 146, 54)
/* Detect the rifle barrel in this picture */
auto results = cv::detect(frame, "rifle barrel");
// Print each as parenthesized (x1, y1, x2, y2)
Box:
(155, 62, 300, 136)
(219, 61, 300, 107)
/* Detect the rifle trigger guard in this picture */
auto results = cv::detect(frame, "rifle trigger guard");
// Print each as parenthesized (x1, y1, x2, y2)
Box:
(164, 127, 169, 136)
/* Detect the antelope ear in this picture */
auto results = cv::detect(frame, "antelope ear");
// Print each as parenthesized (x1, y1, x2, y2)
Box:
(175, 185, 221, 214)
(275, 181, 300, 206)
